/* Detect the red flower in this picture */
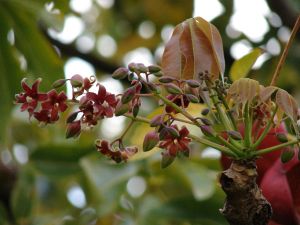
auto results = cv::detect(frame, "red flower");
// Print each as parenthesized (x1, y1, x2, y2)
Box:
(41, 90, 68, 122)
(261, 155, 300, 225)
(79, 84, 118, 125)
(15, 78, 47, 115)
(159, 125, 191, 156)
(95, 140, 137, 163)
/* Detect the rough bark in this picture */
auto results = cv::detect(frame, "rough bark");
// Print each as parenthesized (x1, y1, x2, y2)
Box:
(220, 159, 272, 225)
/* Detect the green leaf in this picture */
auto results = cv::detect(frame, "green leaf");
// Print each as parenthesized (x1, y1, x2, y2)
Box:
(229, 48, 264, 81)
(11, 166, 36, 222)
(162, 17, 225, 81)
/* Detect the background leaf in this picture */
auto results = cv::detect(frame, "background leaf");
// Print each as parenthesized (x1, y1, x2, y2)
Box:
(229, 48, 264, 81)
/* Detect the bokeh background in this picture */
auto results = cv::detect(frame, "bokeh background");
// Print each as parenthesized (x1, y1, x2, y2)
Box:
(0, 0, 299, 224)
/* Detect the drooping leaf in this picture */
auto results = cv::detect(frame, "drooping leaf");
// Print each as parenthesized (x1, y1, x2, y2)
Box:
(229, 48, 264, 81)
(228, 78, 260, 105)
(161, 17, 225, 81)
(259, 85, 278, 102)
(276, 89, 298, 121)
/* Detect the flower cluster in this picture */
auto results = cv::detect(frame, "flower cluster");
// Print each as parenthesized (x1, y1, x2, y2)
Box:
(15, 78, 68, 124)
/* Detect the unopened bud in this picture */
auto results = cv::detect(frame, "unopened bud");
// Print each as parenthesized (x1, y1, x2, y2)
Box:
(281, 147, 294, 163)
(159, 76, 175, 83)
(115, 102, 130, 116)
(227, 130, 243, 140)
(52, 79, 67, 88)
(147, 82, 160, 94)
(186, 80, 200, 88)
(200, 125, 215, 137)
(166, 126, 180, 138)
(186, 94, 199, 103)
(128, 63, 137, 72)
(143, 131, 159, 152)
(150, 115, 163, 127)
(137, 63, 148, 73)
(199, 118, 213, 126)
(201, 108, 210, 116)
(153, 71, 164, 77)
(112, 67, 129, 80)
(132, 104, 139, 117)
(276, 133, 288, 143)
(66, 121, 81, 138)
(70, 74, 83, 87)
(161, 153, 175, 168)
(66, 111, 79, 123)
(165, 83, 182, 95)
(148, 65, 161, 73)
(121, 87, 136, 104)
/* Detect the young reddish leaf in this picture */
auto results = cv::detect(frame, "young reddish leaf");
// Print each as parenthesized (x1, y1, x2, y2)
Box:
(229, 48, 264, 81)
(228, 78, 259, 106)
(276, 89, 298, 121)
(161, 17, 225, 81)
(259, 86, 278, 102)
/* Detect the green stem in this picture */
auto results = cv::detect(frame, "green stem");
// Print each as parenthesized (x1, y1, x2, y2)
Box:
(216, 136, 243, 157)
(119, 120, 134, 140)
(252, 139, 299, 156)
(188, 134, 237, 157)
(154, 93, 202, 127)
(219, 94, 238, 130)
(252, 106, 278, 150)
(244, 102, 252, 148)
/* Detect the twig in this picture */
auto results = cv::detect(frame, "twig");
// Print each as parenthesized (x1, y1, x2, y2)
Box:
(270, 15, 300, 86)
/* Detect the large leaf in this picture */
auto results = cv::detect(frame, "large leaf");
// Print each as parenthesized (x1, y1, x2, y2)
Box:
(229, 48, 264, 81)
(162, 17, 225, 81)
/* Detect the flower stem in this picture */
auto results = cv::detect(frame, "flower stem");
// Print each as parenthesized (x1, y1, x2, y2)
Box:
(244, 102, 252, 148)
(252, 139, 298, 156)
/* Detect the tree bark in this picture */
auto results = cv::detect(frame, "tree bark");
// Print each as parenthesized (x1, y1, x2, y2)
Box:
(220, 159, 272, 225)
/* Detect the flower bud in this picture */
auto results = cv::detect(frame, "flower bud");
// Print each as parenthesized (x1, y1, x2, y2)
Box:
(147, 82, 160, 94)
(150, 115, 163, 127)
(276, 133, 288, 143)
(115, 102, 130, 116)
(199, 117, 213, 126)
(200, 125, 215, 137)
(148, 65, 161, 73)
(159, 76, 175, 83)
(132, 104, 139, 117)
(152, 71, 164, 77)
(128, 63, 137, 72)
(70, 74, 83, 87)
(166, 126, 180, 138)
(66, 111, 79, 123)
(227, 130, 243, 140)
(201, 108, 210, 116)
(121, 87, 136, 104)
(143, 131, 159, 152)
(136, 63, 148, 73)
(66, 121, 81, 138)
(186, 80, 200, 88)
(165, 83, 182, 95)
(161, 153, 175, 168)
(52, 79, 67, 88)
(281, 147, 294, 163)
(186, 94, 199, 103)
(112, 67, 129, 80)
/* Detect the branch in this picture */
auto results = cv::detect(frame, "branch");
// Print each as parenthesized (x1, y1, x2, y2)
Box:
(41, 28, 120, 74)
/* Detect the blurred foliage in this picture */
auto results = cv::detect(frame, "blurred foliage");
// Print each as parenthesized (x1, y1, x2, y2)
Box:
(0, 0, 299, 224)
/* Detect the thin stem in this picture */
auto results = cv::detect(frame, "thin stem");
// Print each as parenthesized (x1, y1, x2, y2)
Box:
(270, 15, 300, 86)
(119, 120, 135, 140)
(188, 134, 237, 157)
(252, 139, 299, 156)
(244, 102, 252, 148)
(124, 113, 150, 123)
(155, 93, 202, 127)
(216, 136, 243, 157)
(219, 94, 238, 130)
(170, 116, 195, 125)
(252, 106, 278, 150)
